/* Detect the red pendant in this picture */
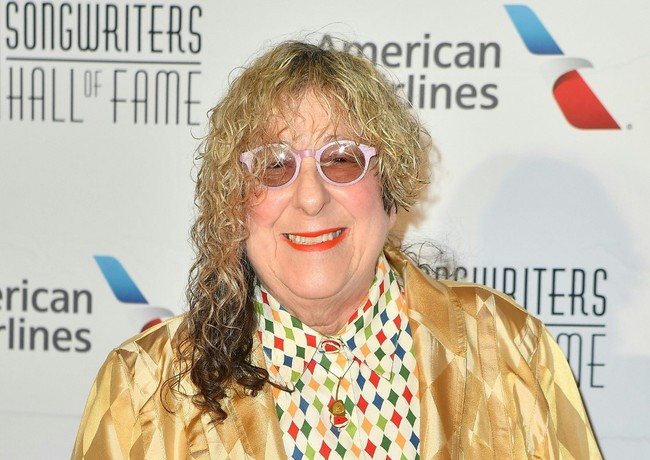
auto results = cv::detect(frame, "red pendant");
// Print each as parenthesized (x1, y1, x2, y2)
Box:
(329, 399, 349, 428)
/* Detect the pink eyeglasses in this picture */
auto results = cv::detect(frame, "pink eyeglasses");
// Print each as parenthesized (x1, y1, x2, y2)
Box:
(240, 140, 377, 189)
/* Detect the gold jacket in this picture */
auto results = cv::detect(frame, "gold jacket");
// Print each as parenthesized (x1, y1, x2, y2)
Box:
(72, 247, 602, 459)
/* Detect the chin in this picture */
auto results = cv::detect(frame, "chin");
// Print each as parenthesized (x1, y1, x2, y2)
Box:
(290, 280, 342, 300)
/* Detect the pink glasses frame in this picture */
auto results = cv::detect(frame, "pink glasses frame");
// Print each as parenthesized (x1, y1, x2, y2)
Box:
(240, 140, 377, 190)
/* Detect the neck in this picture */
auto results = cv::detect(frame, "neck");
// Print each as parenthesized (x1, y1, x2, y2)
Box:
(257, 266, 377, 336)
(281, 293, 364, 335)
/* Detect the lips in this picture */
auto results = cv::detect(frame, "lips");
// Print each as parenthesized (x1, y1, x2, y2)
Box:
(283, 228, 347, 252)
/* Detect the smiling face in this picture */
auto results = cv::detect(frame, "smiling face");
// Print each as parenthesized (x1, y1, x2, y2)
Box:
(245, 93, 396, 334)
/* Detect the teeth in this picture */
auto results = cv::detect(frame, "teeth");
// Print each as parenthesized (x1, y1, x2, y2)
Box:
(286, 229, 343, 245)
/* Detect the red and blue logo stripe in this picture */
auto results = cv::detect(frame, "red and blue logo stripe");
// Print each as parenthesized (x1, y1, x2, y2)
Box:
(94, 255, 174, 331)
(505, 4, 619, 129)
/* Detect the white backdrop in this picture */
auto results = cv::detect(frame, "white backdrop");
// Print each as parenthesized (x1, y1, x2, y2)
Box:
(0, 1, 648, 458)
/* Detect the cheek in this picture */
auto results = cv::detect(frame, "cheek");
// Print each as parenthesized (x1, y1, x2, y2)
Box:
(349, 180, 386, 217)
(246, 210, 271, 244)
(245, 187, 268, 211)
(246, 194, 285, 243)
(245, 207, 274, 277)
(360, 184, 394, 237)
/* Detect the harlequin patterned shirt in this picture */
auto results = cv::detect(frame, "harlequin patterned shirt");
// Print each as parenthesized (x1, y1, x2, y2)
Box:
(255, 254, 421, 459)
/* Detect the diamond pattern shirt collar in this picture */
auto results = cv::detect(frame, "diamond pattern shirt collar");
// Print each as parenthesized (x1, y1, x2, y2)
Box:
(255, 254, 404, 391)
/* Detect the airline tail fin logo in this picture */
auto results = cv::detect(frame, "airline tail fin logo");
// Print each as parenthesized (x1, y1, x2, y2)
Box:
(94, 256, 148, 304)
(94, 256, 174, 331)
(505, 4, 619, 129)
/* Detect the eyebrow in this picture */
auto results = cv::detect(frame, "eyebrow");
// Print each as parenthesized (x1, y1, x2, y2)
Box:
(275, 132, 352, 147)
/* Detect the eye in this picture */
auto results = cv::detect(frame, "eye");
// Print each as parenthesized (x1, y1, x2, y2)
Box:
(320, 143, 365, 168)
(267, 153, 290, 169)
(254, 145, 293, 169)
(318, 141, 369, 184)
(253, 144, 297, 187)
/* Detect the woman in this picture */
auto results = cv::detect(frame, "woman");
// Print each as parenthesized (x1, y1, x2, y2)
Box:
(73, 42, 601, 459)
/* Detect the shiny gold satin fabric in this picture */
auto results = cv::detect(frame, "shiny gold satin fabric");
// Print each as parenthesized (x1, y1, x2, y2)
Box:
(72, 247, 602, 459)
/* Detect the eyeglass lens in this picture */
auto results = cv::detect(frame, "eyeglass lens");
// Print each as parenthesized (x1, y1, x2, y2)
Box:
(251, 143, 368, 188)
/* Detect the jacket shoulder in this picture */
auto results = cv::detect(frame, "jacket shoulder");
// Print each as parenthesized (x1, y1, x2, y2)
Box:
(439, 280, 544, 362)
(116, 314, 185, 350)
(385, 244, 544, 358)
(109, 314, 186, 383)
(439, 280, 530, 317)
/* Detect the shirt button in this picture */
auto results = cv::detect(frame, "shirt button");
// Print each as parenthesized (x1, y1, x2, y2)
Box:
(320, 338, 343, 353)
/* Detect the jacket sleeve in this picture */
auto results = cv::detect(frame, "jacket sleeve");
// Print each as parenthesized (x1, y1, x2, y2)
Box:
(534, 326, 603, 459)
(71, 350, 142, 460)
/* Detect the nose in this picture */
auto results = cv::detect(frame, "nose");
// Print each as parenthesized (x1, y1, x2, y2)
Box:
(292, 158, 330, 215)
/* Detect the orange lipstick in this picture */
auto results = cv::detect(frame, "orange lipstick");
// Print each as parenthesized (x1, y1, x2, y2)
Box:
(284, 228, 347, 252)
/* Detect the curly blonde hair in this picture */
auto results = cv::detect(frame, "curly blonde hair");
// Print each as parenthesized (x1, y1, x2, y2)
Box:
(168, 40, 430, 423)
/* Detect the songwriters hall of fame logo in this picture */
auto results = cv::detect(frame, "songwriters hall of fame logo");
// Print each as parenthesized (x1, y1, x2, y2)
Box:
(505, 4, 620, 130)
(0, 2, 203, 125)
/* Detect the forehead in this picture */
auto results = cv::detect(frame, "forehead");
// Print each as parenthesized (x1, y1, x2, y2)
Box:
(265, 91, 352, 145)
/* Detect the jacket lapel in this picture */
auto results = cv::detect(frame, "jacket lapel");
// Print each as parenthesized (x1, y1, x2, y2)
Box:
(224, 246, 468, 459)
(226, 343, 286, 459)
(385, 245, 467, 459)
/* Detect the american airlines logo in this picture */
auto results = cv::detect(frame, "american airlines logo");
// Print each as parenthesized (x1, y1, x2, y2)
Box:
(94, 256, 174, 331)
(505, 4, 620, 129)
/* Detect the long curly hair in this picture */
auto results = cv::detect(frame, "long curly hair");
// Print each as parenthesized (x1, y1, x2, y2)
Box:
(167, 40, 430, 423)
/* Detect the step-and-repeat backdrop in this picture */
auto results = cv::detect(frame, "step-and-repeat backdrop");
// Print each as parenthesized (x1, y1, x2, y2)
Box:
(0, 1, 647, 458)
